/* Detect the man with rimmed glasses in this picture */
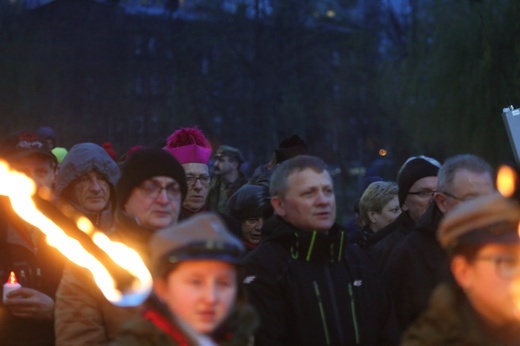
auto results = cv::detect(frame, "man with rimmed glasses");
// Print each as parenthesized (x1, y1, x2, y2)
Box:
(383, 154, 495, 334)
(55, 147, 187, 345)
(163, 127, 213, 220)
(366, 155, 441, 269)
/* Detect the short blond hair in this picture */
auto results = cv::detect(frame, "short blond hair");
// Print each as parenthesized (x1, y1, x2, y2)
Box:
(359, 181, 398, 226)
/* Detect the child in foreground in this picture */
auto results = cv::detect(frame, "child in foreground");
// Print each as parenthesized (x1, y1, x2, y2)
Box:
(402, 193, 520, 345)
(111, 212, 257, 346)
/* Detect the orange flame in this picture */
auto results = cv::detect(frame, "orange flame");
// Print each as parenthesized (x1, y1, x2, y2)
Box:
(497, 165, 517, 198)
(7, 271, 18, 285)
(0, 160, 152, 306)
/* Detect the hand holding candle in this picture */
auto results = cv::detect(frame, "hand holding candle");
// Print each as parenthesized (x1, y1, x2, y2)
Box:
(3, 271, 21, 302)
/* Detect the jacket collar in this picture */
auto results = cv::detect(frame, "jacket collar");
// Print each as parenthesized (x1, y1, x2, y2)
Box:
(262, 216, 347, 263)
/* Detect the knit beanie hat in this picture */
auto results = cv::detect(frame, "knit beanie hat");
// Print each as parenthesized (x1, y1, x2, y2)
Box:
(116, 147, 187, 208)
(163, 127, 212, 164)
(274, 135, 309, 163)
(397, 156, 441, 205)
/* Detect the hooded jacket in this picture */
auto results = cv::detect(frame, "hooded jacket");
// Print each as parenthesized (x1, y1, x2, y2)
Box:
(243, 216, 398, 345)
(54, 142, 120, 230)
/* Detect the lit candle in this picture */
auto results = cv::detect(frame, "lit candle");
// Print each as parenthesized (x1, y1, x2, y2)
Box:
(3, 271, 21, 302)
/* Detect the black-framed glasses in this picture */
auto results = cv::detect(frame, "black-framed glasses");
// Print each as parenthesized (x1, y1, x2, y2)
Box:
(138, 180, 181, 200)
(474, 255, 520, 280)
(186, 174, 211, 187)
(407, 190, 436, 199)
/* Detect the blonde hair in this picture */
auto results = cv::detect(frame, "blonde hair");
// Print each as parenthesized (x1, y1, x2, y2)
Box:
(359, 181, 398, 226)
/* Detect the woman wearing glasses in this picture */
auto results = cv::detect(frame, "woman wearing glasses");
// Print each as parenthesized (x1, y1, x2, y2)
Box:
(402, 193, 520, 345)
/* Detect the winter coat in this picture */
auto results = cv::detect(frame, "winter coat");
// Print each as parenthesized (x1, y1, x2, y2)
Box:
(111, 295, 257, 346)
(54, 209, 155, 346)
(243, 216, 399, 346)
(0, 196, 66, 345)
(54, 142, 120, 230)
(382, 202, 452, 333)
(207, 174, 248, 214)
(401, 283, 520, 345)
(366, 211, 416, 271)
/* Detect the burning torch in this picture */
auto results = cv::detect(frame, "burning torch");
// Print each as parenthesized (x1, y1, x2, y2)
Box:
(0, 160, 152, 307)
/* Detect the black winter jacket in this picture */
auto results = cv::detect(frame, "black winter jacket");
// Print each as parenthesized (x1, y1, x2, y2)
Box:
(382, 202, 452, 333)
(243, 216, 399, 346)
(0, 196, 65, 345)
(366, 211, 416, 271)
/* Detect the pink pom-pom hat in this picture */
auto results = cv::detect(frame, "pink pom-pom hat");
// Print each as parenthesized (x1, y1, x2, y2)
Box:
(163, 127, 212, 164)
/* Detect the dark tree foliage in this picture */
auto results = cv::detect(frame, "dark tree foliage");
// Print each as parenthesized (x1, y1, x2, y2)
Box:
(379, 0, 520, 166)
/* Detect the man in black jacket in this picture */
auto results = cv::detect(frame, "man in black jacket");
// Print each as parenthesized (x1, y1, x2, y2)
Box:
(243, 155, 398, 345)
(382, 154, 495, 334)
(366, 155, 441, 269)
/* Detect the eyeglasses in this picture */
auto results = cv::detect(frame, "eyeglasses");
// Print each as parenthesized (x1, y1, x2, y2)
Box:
(441, 191, 476, 202)
(138, 180, 181, 200)
(474, 255, 520, 280)
(186, 174, 211, 187)
(407, 190, 436, 198)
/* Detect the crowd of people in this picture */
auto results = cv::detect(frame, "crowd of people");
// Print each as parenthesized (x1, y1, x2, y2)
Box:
(1, 125, 520, 345)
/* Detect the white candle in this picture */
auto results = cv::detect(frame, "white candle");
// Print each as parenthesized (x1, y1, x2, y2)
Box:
(3, 271, 21, 302)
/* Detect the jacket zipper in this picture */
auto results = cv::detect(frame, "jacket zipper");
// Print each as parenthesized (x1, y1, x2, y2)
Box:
(348, 283, 360, 344)
(313, 281, 331, 345)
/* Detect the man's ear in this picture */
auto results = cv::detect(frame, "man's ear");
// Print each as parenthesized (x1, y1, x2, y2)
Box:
(271, 196, 286, 217)
(435, 193, 449, 213)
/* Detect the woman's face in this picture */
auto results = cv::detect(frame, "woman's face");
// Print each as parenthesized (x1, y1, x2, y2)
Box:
(369, 196, 401, 232)
(241, 217, 264, 245)
(155, 260, 238, 335)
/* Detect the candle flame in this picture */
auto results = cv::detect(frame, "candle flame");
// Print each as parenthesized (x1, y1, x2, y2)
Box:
(7, 271, 18, 285)
(0, 160, 152, 306)
(497, 165, 517, 198)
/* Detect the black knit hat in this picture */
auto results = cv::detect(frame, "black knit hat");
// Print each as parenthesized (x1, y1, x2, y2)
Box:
(397, 156, 441, 205)
(274, 135, 309, 163)
(116, 147, 187, 208)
